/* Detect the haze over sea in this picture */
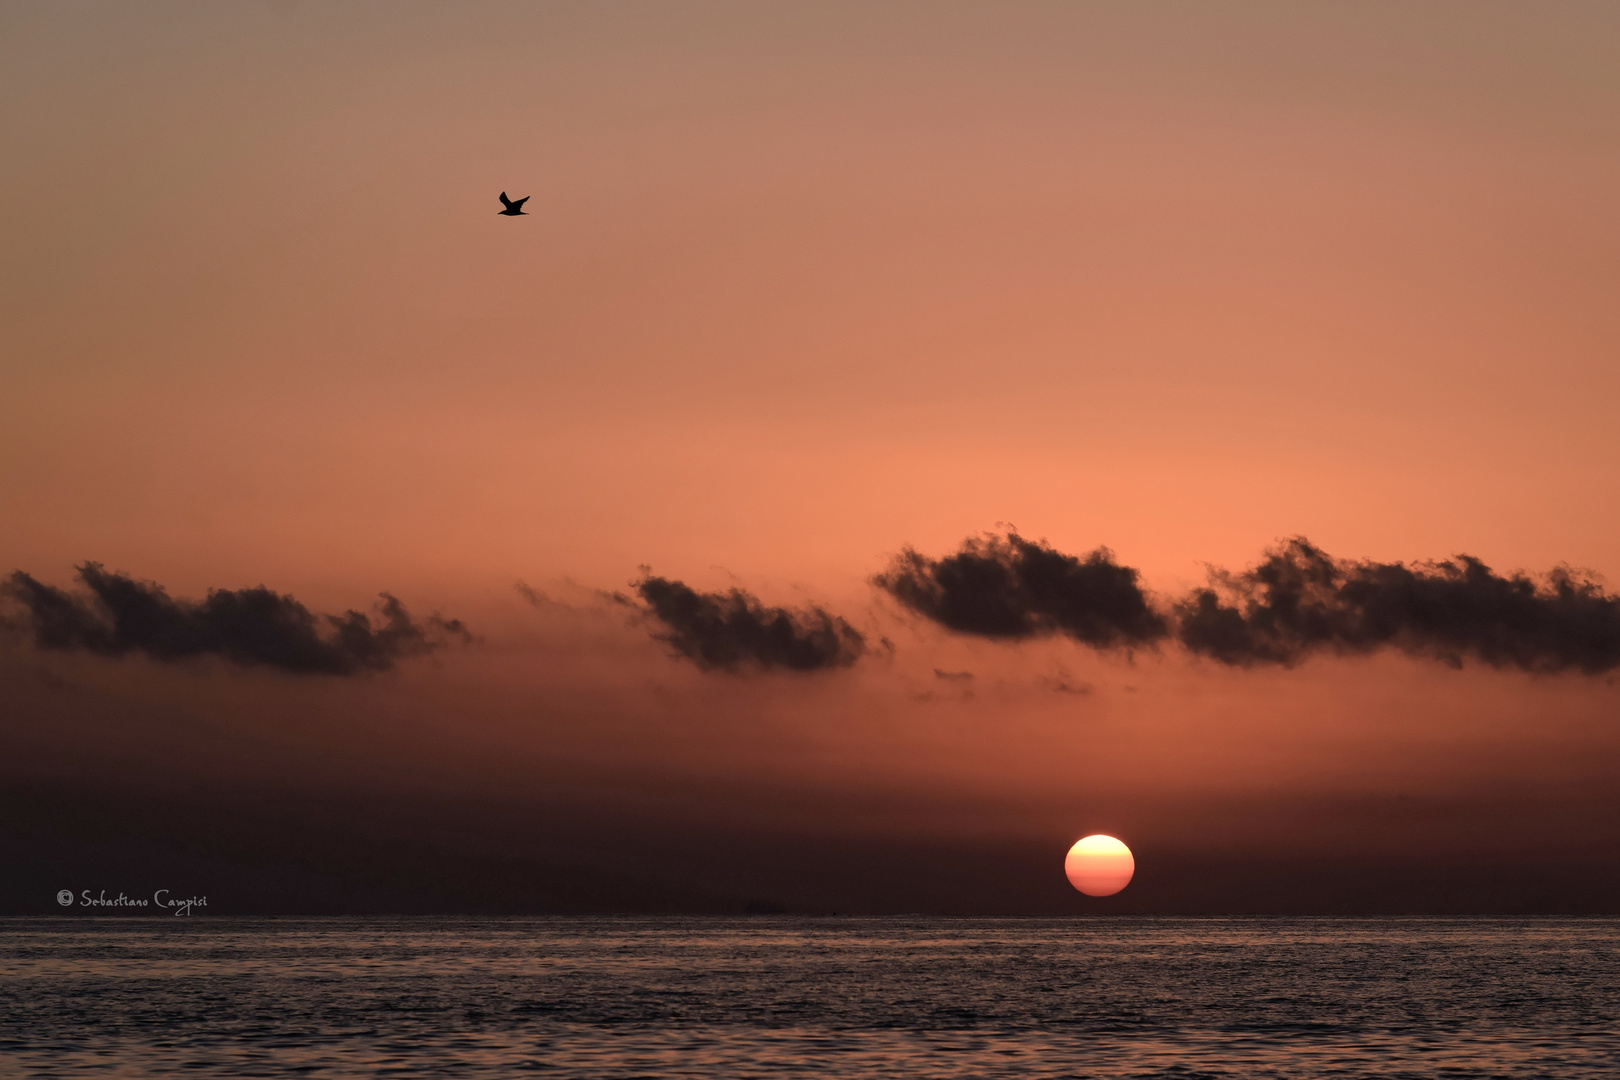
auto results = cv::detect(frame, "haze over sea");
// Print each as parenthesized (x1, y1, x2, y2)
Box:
(2, 917, 1616, 1078)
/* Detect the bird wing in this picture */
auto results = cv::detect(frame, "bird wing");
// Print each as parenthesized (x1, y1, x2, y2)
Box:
(510, 196, 530, 210)
(499, 192, 514, 209)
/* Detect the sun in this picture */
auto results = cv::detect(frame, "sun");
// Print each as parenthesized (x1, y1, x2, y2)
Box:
(1064, 835, 1135, 897)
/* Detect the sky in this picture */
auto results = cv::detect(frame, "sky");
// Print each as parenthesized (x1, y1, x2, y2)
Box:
(4, 1, 1620, 914)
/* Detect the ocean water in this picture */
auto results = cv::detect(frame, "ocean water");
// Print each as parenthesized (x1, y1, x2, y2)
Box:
(0, 917, 1616, 1078)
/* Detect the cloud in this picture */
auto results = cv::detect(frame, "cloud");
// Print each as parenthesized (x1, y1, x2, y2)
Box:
(514, 580, 584, 612)
(629, 574, 865, 673)
(873, 531, 1168, 648)
(3, 563, 470, 675)
(514, 581, 549, 607)
(1177, 537, 1620, 673)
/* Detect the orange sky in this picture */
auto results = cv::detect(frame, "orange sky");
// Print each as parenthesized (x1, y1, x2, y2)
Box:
(4, 2, 1620, 912)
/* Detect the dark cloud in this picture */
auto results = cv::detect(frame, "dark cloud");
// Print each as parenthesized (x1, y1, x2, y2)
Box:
(3, 563, 470, 675)
(1177, 537, 1620, 673)
(873, 531, 1168, 648)
(629, 574, 865, 673)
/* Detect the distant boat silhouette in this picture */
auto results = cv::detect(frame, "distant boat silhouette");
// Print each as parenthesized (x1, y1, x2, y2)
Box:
(498, 192, 530, 216)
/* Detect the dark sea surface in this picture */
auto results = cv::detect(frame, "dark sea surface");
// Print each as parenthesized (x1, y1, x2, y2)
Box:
(1, 916, 1616, 1078)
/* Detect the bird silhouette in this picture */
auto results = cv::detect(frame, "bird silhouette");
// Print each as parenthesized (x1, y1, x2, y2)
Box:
(498, 192, 530, 216)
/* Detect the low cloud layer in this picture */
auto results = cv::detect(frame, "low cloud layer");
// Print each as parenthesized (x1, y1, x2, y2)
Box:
(3, 563, 469, 675)
(1178, 538, 1620, 673)
(872, 531, 1620, 676)
(873, 532, 1168, 648)
(630, 574, 866, 673)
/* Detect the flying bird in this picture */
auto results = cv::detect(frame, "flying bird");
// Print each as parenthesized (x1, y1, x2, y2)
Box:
(498, 192, 530, 216)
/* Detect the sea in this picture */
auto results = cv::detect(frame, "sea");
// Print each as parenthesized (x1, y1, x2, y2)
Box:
(0, 916, 1616, 1078)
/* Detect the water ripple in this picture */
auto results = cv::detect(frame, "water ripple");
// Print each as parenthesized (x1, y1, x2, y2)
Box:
(1, 917, 1616, 1078)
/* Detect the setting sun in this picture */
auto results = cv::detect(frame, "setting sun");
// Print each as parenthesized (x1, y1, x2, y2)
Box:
(1065, 835, 1136, 897)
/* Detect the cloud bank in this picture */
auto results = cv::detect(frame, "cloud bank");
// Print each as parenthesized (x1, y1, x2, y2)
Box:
(873, 531, 1620, 675)
(3, 563, 469, 675)
(21, 537, 1613, 679)
(1178, 538, 1620, 673)
(630, 574, 866, 673)
(873, 531, 1168, 648)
